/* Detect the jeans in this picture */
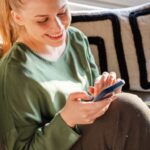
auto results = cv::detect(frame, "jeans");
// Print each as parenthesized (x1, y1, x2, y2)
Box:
(71, 93, 150, 150)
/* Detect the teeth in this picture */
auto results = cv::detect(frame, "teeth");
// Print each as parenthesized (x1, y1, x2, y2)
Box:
(48, 32, 62, 38)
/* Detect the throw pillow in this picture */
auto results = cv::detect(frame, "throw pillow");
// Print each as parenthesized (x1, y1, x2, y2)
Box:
(71, 3, 150, 91)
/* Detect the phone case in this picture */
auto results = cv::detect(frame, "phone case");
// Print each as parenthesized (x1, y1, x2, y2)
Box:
(92, 80, 125, 102)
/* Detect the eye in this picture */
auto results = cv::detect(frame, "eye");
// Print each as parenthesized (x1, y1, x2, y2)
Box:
(57, 10, 67, 17)
(37, 17, 49, 24)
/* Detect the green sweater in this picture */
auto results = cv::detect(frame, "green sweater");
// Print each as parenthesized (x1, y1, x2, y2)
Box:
(0, 27, 99, 150)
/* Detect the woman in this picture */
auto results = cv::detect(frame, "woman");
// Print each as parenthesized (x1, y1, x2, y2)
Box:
(0, 0, 150, 149)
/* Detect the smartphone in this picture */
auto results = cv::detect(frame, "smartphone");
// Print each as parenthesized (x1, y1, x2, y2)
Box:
(92, 79, 125, 102)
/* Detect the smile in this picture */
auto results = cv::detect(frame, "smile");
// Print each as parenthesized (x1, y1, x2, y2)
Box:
(45, 32, 64, 39)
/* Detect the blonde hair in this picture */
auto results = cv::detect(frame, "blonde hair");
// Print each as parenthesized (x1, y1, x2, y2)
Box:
(0, 0, 23, 56)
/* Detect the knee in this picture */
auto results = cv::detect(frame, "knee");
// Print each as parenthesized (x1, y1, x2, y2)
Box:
(110, 92, 150, 119)
(115, 92, 146, 109)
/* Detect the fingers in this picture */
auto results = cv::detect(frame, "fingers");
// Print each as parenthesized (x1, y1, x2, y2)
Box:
(95, 72, 116, 88)
(106, 72, 116, 86)
(80, 95, 116, 115)
(93, 72, 117, 96)
(92, 103, 110, 119)
(68, 91, 92, 101)
(88, 86, 95, 96)
(84, 96, 117, 122)
(101, 72, 116, 87)
(64, 91, 117, 126)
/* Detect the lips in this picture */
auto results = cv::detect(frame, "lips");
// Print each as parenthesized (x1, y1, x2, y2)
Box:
(45, 32, 64, 40)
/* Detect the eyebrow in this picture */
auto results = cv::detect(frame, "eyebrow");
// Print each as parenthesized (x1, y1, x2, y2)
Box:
(34, 4, 67, 18)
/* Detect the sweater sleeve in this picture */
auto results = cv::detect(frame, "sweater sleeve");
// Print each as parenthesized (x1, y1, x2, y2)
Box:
(84, 35, 100, 84)
(2, 114, 80, 150)
(0, 63, 80, 150)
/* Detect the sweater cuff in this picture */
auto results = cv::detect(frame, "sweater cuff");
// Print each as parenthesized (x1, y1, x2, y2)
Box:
(52, 112, 80, 148)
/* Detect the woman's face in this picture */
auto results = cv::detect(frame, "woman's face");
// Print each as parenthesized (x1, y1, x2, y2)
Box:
(14, 0, 71, 47)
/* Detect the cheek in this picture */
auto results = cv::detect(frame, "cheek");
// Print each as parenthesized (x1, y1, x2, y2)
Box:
(61, 14, 71, 29)
(37, 24, 49, 31)
(28, 23, 47, 35)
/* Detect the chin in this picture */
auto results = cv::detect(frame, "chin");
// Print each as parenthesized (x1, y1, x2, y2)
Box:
(46, 40, 65, 47)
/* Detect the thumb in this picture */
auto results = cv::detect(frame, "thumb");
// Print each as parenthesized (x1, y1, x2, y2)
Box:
(88, 86, 95, 96)
(68, 91, 92, 101)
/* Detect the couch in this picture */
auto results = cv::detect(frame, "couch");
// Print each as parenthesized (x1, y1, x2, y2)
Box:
(70, 3, 150, 107)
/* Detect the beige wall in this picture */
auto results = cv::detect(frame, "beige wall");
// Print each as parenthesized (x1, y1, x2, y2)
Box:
(69, 0, 150, 9)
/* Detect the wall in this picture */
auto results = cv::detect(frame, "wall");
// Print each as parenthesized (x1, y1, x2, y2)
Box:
(69, 0, 150, 9)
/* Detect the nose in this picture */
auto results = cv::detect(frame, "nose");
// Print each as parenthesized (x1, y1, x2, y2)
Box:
(50, 16, 63, 32)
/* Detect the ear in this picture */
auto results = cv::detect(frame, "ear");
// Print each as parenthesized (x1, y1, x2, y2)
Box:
(11, 11, 24, 26)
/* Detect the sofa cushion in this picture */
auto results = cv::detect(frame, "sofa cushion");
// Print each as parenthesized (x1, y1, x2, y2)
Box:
(127, 90, 150, 107)
(71, 3, 150, 93)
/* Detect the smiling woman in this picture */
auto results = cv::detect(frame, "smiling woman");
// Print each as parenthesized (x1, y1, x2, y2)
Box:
(1, 0, 71, 55)
(0, 0, 150, 150)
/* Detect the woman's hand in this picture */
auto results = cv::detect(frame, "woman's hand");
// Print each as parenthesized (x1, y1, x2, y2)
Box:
(60, 91, 116, 127)
(88, 72, 123, 97)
